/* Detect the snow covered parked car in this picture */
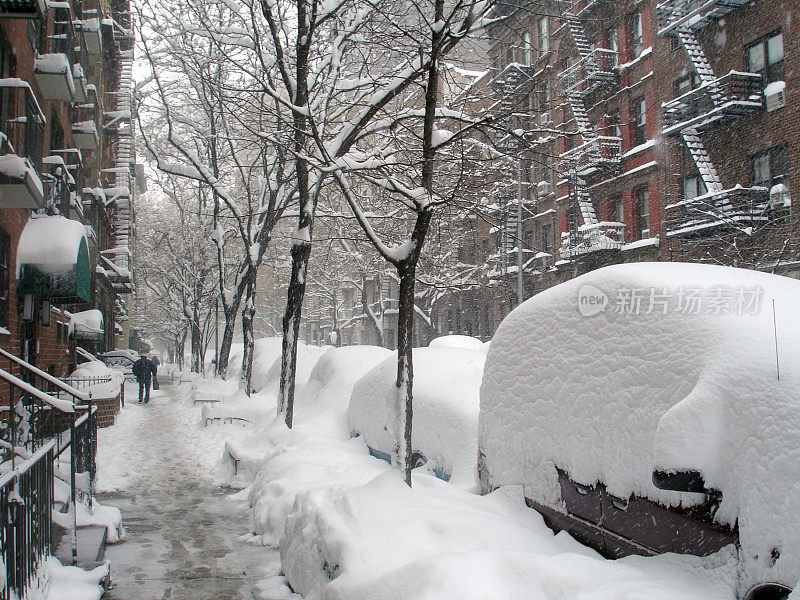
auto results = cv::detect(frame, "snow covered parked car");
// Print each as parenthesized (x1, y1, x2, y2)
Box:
(100, 349, 139, 379)
(479, 263, 799, 600)
(348, 346, 486, 486)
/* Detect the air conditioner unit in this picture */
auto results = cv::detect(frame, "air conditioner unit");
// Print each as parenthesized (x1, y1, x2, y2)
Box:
(540, 113, 551, 126)
(765, 83, 786, 112)
(537, 181, 552, 196)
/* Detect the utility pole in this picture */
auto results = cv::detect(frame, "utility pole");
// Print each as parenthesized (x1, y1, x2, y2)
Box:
(516, 160, 524, 306)
(214, 298, 219, 377)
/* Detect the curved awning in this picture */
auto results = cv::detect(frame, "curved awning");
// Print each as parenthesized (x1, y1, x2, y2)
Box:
(17, 216, 91, 304)
(70, 309, 104, 341)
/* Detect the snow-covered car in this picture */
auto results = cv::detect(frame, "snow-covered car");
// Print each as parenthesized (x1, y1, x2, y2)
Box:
(479, 262, 799, 600)
(348, 346, 486, 486)
(100, 350, 139, 379)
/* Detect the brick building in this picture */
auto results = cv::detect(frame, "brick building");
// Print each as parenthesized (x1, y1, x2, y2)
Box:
(431, 0, 799, 340)
(0, 0, 135, 382)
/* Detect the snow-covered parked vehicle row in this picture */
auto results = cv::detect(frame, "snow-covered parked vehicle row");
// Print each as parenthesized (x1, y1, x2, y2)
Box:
(478, 263, 799, 600)
(348, 345, 486, 486)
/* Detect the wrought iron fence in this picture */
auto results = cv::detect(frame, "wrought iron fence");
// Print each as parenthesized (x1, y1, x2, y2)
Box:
(0, 440, 55, 600)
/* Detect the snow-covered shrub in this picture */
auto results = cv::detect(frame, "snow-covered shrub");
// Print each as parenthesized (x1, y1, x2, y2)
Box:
(348, 346, 486, 486)
(479, 262, 800, 595)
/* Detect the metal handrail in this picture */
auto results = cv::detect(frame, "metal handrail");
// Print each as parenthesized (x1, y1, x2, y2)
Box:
(0, 347, 87, 403)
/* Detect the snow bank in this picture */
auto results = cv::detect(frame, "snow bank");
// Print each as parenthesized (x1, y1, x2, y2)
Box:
(225, 346, 390, 487)
(348, 346, 486, 485)
(45, 556, 108, 600)
(479, 262, 800, 594)
(280, 473, 737, 600)
(249, 337, 286, 393)
(68, 360, 122, 399)
(429, 334, 487, 352)
(16, 216, 86, 275)
(256, 341, 330, 397)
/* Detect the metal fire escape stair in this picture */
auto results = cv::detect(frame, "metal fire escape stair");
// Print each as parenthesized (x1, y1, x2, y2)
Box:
(564, 16, 599, 227)
(680, 129, 723, 194)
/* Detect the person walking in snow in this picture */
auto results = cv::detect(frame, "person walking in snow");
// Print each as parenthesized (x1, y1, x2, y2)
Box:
(133, 353, 156, 403)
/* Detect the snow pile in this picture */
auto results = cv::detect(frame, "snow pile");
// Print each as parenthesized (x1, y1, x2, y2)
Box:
(16, 216, 86, 275)
(51, 498, 125, 543)
(68, 360, 122, 399)
(225, 345, 390, 487)
(248, 337, 286, 392)
(347, 346, 486, 485)
(280, 472, 737, 600)
(45, 556, 108, 600)
(255, 340, 330, 397)
(479, 262, 800, 593)
(428, 334, 487, 352)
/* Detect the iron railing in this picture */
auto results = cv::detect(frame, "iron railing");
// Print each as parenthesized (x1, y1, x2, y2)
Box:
(657, 0, 754, 35)
(661, 71, 763, 134)
(0, 440, 55, 600)
(559, 48, 618, 97)
(664, 187, 770, 237)
(559, 136, 622, 175)
(560, 222, 626, 258)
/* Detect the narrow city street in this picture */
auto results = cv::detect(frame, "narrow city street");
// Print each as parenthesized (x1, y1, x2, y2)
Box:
(96, 384, 295, 600)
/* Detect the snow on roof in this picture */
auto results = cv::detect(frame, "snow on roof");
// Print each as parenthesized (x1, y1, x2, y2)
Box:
(16, 215, 87, 276)
(349, 346, 486, 484)
(479, 262, 800, 590)
(34, 53, 71, 75)
(69, 309, 103, 336)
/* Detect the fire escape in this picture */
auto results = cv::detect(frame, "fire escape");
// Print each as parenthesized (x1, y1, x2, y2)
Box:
(657, 0, 766, 237)
(488, 61, 536, 275)
(557, 1, 623, 259)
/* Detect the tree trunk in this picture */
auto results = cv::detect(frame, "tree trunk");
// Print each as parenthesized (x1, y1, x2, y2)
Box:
(361, 276, 383, 346)
(216, 283, 245, 380)
(240, 274, 256, 395)
(394, 262, 417, 486)
(191, 319, 201, 373)
(278, 241, 311, 428)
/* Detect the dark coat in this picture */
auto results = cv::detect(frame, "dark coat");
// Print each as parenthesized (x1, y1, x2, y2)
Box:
(133, 357, 156, 382)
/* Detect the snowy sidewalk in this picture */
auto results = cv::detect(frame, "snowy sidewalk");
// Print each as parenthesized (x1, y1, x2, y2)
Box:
(95, 383, 296, 600)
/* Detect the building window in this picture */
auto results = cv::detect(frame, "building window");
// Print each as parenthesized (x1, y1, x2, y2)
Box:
(542, 224, 552, 253)
(752, 145, 789, 187)
(633, 97, 647, 145)
(611, 196, 624, 223)
(629, 12, 643, 59)
(683, 176, 708, 199)
(539, 17, 549, 54)
(523, 32, 533, 66)
(747, 32, 784, 84)
(0, 229, 8, 329)
(607, 27, 619, 65)
(635, 186, 650, 239)
(674, 72, 700, 97)
(608, 111, 621, 138)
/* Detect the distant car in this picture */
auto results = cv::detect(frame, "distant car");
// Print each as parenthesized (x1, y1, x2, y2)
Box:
(479, 263, 799, 600)
(100, 350, 138, 380)
(348, 346, 486, 486)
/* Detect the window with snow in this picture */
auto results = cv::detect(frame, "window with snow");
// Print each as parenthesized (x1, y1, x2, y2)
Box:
(683, 176, 707, 200)
(629, 12, 643, 60)
(606, 27, 619, 66)
(674, 72, 700, 97)
(635, 186, 650, 239)
(523, 32, 533, 66)
(751, 145, 788, 188)
(542, 224, 553, 253)
(611, 196, 623, 224)
(747, 32, 784, 84)
(608, 111, 621, 139)
(539, 17, 549, 54)
(0, 33, 12, 145)
(633, 97, 647, 146)
(0, 228, 7, 329)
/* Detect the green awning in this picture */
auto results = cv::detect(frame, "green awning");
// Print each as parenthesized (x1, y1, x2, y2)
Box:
(17, 217, 91, 304)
